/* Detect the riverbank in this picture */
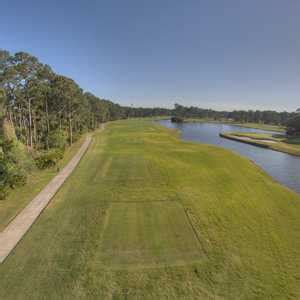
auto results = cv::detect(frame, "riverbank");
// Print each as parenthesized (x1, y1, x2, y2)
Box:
(220, 132, 300, 157)
(1, 119, 300, 299)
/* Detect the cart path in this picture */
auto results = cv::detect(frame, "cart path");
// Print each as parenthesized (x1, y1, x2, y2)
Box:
(0, 133, 94, 263)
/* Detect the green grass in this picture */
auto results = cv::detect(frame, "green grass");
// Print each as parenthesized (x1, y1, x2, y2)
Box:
(0, 119, 300, 299)
(233, 122, 286, 132)
(230, 132, 279, 140)
(221, 132, 300, 156)
(0, 135, 87, 231)
(100, 201, 201, 267)
(183, 118, 286, 132)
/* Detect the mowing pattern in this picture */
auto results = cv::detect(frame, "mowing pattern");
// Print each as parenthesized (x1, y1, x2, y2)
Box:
(100, 201, 202, 267)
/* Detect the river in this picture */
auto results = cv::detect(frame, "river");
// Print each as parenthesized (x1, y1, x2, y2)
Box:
(159, 120, 300, 194)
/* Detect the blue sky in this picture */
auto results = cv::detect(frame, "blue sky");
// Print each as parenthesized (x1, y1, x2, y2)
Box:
(1, 0, 299, 111)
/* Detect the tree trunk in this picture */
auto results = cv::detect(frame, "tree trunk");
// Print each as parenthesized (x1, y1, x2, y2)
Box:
(33, 116, 37, 147)
(69, 112, 73, 145)
(45, 98, 50, 150)
(28, 97, 33, 148)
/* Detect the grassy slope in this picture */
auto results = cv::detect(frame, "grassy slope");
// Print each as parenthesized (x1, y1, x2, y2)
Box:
(221, 132, 300, 156)
(0, 135, 86, 231)
(0, 120, 300, 299)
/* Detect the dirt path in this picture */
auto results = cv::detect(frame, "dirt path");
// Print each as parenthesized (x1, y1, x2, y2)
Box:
(0, 133, 94, 263)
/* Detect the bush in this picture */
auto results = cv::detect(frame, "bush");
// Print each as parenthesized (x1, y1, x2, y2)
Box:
(0, 184, 9, 200)
(34, 149, 64, 169)
(48, 130, 68, 150)
(0, 158, 27, 199)
(6, 164, 27, 187)
(0, 139, 32, 199)
(171, 116, 184, 123)
(286, 115, 300, 136)
(0, 159, 8, 200)
(1, 139, 35, 170)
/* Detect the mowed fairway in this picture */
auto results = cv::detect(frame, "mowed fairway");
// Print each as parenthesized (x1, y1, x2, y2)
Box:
(0, 119, 300, 299)
(100, 201, 201, 267)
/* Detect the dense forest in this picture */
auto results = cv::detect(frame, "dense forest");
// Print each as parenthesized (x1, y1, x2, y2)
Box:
(0, 49, 298, 198)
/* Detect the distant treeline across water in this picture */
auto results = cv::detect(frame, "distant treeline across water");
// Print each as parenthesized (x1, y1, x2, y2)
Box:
(170, 104, 297, 125)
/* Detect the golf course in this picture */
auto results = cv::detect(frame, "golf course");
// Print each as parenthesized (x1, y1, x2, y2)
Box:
(0, 119, 300, 299)
(220, 131, 300, 157)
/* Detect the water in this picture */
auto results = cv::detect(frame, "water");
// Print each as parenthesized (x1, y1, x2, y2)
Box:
(159, 120, 300, 193)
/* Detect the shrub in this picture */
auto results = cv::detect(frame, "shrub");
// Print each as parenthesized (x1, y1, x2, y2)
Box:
(0, 184, 9, 200)
(0, 139, 32, 199)
(35, 149, 64, 169)
(0, 159, 8, 200)
(48, 130, 68, 150)
(0, 158, 27, 199)
(6, 164, 27, 188)
(286, 115, 300, 136)
(171, 116, 184, 123)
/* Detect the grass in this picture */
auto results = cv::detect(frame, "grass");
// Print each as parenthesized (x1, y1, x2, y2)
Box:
(100, 201, 201, 267)
(0, 119, 300, 299)
(221, 131, 300, 156)
(233, 122, 286, 132)
(183, 118, 286, 132)
(0, 135, 87, 231)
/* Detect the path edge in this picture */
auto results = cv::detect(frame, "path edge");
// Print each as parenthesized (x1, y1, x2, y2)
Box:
(0, 132, 95, 264)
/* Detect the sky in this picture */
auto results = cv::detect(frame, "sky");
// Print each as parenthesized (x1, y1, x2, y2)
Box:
(1, 0, 299, 112)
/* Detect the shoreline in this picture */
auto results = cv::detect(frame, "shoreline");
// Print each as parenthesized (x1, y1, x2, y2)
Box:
(181, 119, 285, 132)
(219, 132, 300, 157)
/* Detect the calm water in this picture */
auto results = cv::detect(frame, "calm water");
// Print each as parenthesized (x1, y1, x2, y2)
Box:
(159, 120, 300, 194)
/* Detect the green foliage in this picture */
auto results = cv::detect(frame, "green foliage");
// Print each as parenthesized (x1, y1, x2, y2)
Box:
(171, 116, 184, 123)
(0, 89, 6, 120)
(48, 130, 68, 149)
(1, 49, 170, 153)
(173, 103, 292, 125)
(6, 163, 27, 188)
(3, 140, 34, 170)
(34, 149, 64, 169)
(0, 158, 9, 199)
(0, 140, 29, 199)
(287, 115, 300, 135)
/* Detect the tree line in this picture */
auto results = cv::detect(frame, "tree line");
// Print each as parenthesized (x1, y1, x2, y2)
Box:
(173, 103, 297, 125)
(1, 51, 122, 150)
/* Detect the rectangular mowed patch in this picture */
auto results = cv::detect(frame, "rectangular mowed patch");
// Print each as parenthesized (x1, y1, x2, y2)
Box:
(99, 201, 202, 267)
(99, 154, 177, 202)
